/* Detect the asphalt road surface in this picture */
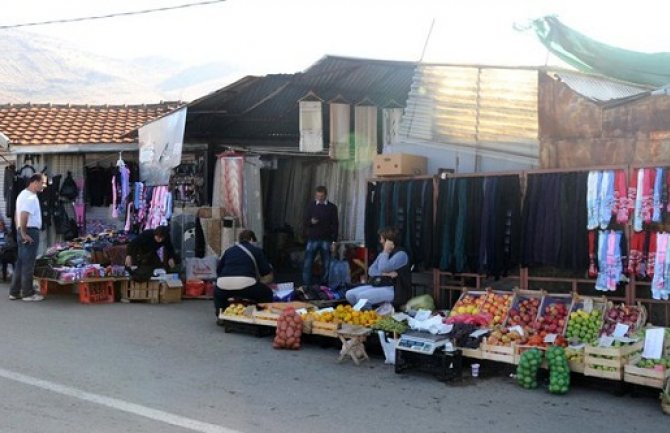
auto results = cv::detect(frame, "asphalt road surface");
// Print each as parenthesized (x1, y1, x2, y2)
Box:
(0, 284, 667, 433)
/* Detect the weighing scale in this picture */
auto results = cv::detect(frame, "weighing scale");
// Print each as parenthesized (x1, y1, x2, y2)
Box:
(396, 331, 453, 355)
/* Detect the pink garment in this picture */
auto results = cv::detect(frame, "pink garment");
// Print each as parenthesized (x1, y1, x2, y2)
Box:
(613, 170, 629, 223)
(73, 203, 85, 228)
(111, 175, 118, 218)
(627, 231, 645, 276)
(124, 203, 134, 232)
(653, 233, 668, 296)
(220, 156, 245, 222)
(144, 186, 169, 230)
(628, 168, 638, 213)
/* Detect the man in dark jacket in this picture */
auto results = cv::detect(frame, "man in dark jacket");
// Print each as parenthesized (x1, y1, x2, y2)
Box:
(125, 225, 177, 270)
(215, 230, 273, 316)
(302, 186, 338, 286)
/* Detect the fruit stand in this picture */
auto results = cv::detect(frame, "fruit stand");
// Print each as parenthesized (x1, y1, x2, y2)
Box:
(217, 285, 670, 412)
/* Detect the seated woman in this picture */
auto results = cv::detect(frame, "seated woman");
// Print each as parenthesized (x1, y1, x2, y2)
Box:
(215, 230, 274, 316)
(345, 227, 410, 307)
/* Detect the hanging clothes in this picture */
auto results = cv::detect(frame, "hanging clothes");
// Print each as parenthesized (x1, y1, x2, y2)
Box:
(598, 170, 615, 229)
(613, 169, 629, 224)
(4, 164, 15, 219)
(437, 179, 458, 271)
(586, 171, 602, 230)
(522, 173, 562, 267)
(418, 179, 434, 271)
(653, 167, 664, 223)
(595, 230, 624, 292)
(646, 231, 658, 278)
(453, 178, 470, 273)
(364, 182, 379, 250)
(633, 169, 645, 232)
(651, 233, 670, 300)
(559, 172, 589, 273)
(628, 231, 646, 277)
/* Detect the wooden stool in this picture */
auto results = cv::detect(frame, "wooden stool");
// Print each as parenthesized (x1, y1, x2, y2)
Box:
(337, 325, 372, 365)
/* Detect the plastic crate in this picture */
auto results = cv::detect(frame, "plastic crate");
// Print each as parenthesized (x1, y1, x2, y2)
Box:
(79, 280, 115, 304)
(395, 348, 463, 382)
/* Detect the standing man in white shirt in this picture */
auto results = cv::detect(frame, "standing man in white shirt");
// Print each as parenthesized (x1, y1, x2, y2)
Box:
(9, 173, 47, 301)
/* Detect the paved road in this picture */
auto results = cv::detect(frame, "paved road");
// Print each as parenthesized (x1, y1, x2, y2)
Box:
(0, 285, 666, 433)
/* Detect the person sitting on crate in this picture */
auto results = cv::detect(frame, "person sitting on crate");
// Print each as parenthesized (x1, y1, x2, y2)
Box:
(125, 225, 178, 281)
(215, 230, 274, 318)
(345, 227, 411, 309)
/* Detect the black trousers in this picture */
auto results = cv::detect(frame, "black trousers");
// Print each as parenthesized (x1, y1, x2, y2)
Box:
(213, 282, 273, 316)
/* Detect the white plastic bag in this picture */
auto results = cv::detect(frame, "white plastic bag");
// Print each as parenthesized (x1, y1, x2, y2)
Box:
(185, 256, 218, 280)
(377, 331, 398, 365)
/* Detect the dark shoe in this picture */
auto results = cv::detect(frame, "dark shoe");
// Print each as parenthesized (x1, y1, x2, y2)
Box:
(9, 294, 22, 300)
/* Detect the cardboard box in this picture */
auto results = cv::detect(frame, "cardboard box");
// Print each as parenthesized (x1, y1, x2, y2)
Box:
(160, 280, 183, 304)
(373, 153, 427, 176)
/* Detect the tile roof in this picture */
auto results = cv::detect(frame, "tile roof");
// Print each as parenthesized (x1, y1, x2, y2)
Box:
(0, 102, 183, 146)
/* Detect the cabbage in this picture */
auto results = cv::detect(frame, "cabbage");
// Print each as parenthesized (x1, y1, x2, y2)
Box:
(404, 294, 436, 312)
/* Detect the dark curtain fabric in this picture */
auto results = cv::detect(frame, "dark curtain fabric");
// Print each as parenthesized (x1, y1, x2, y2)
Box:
(465, 178, 483, 272)
(437, 179, 458, 270)
(86, 166, 114, 207)
(364, 179, 434, 270)
(522, 172, 589, 275)
(419, 179, 434, 271)
(364, 182, 379, 251)
(434, 175, 521, 278)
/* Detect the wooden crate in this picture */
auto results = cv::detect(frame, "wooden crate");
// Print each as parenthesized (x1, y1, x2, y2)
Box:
(566, 296, 608, 344)
(584, 340, 644, 380)
(481, 339, 516, 364)
(253, 310, 280, 328)
(601, 302, 647, 337)
(310, 321, 340, 338)
(219, 313, 255, 324)
(565, 347, 585, 374)
(120, 280, 160, 304)
(449, 289, 515, 328)
(503, 289, 545, 328)
(458, 346, 483, 359)
(515, 345, 548, 368)
(536, 293, 574, 336)
(624, 355, 670, 389)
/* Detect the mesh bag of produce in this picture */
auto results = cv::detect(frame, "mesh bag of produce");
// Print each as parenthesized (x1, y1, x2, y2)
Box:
(273, 307, 303, 350)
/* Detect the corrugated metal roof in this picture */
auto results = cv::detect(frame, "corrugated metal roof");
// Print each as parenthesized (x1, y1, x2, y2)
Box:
(184, 56, 416, 144)
(552, 71, 650, 102)
(399, 64, 539, 160)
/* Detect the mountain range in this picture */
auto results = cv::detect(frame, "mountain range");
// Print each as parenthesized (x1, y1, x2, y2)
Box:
(0, 29, 240, 104)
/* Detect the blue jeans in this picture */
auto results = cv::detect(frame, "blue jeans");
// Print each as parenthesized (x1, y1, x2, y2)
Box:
(303, 240, 331, 286)
(9, 228, 39, 297)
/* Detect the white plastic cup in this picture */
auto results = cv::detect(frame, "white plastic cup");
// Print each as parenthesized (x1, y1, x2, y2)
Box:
(471, 363, 480, 377)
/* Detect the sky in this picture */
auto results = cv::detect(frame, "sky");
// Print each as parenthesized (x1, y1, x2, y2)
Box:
(3, 0, 670, 76)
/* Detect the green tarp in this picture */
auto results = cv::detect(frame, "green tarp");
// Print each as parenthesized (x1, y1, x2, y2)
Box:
(532, 16, 670, 87)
